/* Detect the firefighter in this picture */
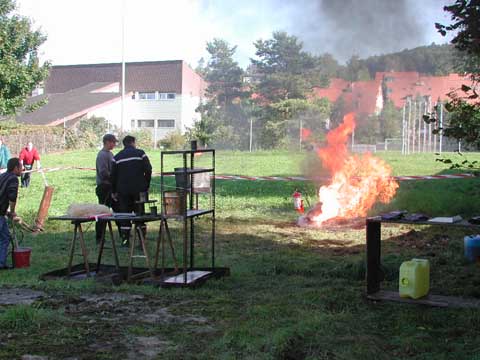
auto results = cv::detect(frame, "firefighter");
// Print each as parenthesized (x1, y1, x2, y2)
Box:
(111, 135, 152, 246)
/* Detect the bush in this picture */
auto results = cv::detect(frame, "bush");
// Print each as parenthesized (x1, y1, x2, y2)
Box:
(118, 128, 153, 149)
(159, 130, 186, 150)
(66, 116, 108, 149)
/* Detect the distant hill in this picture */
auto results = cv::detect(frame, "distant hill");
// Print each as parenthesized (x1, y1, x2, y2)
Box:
(361, 43, 459, 77)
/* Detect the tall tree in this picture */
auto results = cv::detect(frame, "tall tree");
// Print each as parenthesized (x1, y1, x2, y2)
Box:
(204, 38, 245, 107)
(192, 39, 253, 149)
(0, 0, 50, 116)
(379, 100, 401, 140)
(251, 31, 318, 102)
(315, 53, 341, 87)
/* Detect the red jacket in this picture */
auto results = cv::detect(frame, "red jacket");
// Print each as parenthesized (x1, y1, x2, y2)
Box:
(19, 147, 40, 165)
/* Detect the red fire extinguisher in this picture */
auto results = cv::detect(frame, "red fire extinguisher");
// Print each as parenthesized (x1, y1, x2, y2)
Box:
(292, 190, 304, 214)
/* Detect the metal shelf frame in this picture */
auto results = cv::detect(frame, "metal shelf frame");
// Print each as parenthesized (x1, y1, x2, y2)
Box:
(160, 146, 216, 285)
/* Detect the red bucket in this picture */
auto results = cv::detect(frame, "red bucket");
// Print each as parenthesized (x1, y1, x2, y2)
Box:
(13, 247, 32, 268)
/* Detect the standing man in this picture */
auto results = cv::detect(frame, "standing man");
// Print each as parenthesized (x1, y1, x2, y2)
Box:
(0, 158, 22, 269)
(19, 142, 41, 188)
(95, 134, 118, 244)
(111, 135, 152, 246)
(0, 139, 11, 173)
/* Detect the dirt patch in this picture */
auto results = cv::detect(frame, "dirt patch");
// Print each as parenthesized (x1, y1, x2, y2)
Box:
(127, 336, 175, 359)
(0, 288, 45, 305)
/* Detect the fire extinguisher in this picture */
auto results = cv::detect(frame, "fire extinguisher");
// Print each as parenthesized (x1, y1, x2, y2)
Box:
(292, 189, 304, 214)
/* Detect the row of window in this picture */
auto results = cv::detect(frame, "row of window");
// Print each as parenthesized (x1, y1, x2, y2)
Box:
(133, 92, 176, 101)
(132, 119, 175, 128)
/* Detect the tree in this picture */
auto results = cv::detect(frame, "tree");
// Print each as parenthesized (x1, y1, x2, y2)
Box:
(191, 39, 253, 149)
(436, 1, 480, 63)
(315, 53, 341, 87)
(251, 32, 325, 148)
(252, 31, 318, 102)
(430, 1, 480, 150)
(0, 0, 50, 116)
(195, 57, 207, 77)
(204, 38, 245, 107)
(379, 100, 401, 140)
(345, 55, 371, 82)
(257, 98, 330, 149)
(354, 114, 380, 144)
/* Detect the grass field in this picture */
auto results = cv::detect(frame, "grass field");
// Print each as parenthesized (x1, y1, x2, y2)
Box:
(1, 149, 480, 359)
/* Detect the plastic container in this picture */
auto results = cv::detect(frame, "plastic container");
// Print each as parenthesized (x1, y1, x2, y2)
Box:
(399, 258, 430, 299)
(13, 247, 32, 268)
(464, 235, 480, 262)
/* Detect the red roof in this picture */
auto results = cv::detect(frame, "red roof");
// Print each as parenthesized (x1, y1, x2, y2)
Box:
(313, 79, 381, 115)
(313, 72, 474, 114)
(383, 72, 472, 107)
(313, 79, 349, 102)
(348, 80, 382, 115)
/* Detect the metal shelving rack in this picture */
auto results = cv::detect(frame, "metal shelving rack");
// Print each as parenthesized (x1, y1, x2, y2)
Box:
(159, 144, 228, 287)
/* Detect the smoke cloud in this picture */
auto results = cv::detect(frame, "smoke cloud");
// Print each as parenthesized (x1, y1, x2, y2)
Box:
(199, 0, 450, 65)
(282, 0, 444, 62)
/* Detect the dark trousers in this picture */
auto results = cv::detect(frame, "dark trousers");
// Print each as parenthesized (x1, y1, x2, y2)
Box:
(95, 184, 112, 242)
(21, 164, 33, 188)
(116, 193, 146, 241)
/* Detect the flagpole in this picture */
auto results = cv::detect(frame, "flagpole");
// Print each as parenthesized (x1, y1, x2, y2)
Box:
(121, 0, 126, 132)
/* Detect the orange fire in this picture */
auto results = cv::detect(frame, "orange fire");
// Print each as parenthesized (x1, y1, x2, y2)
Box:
(303, 113, 398, 225)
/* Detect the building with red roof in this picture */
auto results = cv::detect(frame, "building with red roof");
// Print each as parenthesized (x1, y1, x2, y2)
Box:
(313, 71, 472, 115)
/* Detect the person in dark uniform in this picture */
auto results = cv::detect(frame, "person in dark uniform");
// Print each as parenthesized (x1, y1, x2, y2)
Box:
(0, 158, 22, 269)
(95, 134, 118, 243)
(111, 135, 152, 246)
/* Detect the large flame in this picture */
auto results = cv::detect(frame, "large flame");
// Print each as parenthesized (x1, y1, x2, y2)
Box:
(304, 113, 398, 225)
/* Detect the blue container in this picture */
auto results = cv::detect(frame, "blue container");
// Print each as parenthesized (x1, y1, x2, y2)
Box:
(464, 235, 480, 262)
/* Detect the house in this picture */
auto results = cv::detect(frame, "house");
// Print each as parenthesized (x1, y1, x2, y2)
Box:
(16, 60, 207, 140)
(313, 71, 472, 115)
(313, 78, 383, 116)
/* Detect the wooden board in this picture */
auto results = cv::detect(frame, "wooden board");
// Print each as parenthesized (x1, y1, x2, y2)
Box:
(367, 290, 480, 308)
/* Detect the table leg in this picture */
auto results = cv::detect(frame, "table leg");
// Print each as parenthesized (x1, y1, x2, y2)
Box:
(77, 224, 90, 277)
(108, 221, 120, 270)
(366, 219, 382, 294)
(67, 223, 78, 276)
(154, 219, 163, 271)
(96, 222, 106, 273)
(127, 225, 136, 282)
(137, 224, 154, 279)
(164, 220, 178, 272)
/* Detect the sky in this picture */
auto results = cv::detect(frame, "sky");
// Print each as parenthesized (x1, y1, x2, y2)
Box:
(16, 0, 454, 69)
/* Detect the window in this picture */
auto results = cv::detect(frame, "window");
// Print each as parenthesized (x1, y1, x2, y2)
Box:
(137, 120, 155, 128)
(131, 119, 136, 128)
(157, 119, 175, 128)
(159, 93, 176, 100)
(138, 92, 156, 100)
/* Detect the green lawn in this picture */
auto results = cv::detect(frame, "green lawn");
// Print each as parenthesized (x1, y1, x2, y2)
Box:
(1, 150, 480, 359)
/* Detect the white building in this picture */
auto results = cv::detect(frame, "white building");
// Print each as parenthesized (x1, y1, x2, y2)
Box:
(16, 60, 207, 140)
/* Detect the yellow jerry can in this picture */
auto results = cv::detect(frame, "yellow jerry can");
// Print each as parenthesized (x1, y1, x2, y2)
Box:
(399, 259, 430, 299)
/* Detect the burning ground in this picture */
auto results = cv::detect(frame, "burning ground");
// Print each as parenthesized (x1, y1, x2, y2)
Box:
(299, 113, 399, 227)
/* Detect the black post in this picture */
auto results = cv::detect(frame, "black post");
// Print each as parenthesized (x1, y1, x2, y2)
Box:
(183, 152, 188, 284)
(190, 142, 195, 269)
(212, 149, 215, 268)
(366, 218, 381, 294)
